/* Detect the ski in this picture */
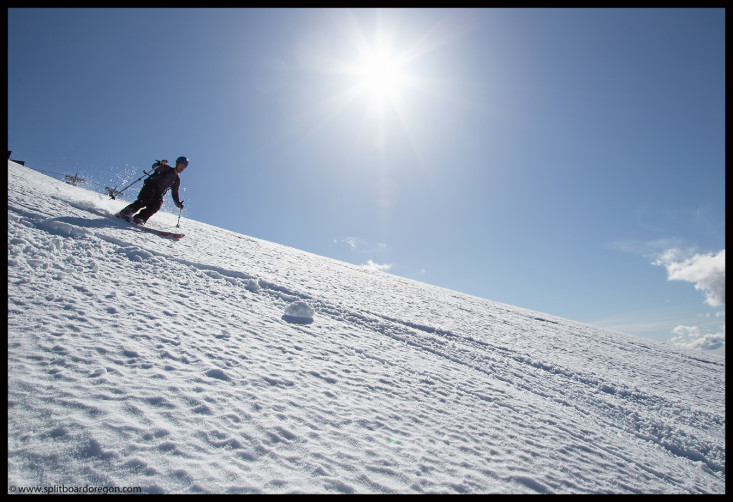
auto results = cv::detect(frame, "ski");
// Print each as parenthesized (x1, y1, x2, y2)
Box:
(115, 214, 185, 240)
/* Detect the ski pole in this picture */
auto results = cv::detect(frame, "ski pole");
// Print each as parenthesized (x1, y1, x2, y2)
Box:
(176, 203, 183, 228)
(106, 170, 152, 200)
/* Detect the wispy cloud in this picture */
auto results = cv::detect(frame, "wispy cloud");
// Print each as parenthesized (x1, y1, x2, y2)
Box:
(333, 236, 387, 253)
(653, 249, 725, 307)
(334, 236, 392, 272)
(605, 237, 691, 258)
(333, 236, 363, 249)
(634, 205, 725, 239)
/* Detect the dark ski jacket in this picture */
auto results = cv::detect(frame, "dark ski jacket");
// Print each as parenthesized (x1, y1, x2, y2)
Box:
(145, 163, 182, 206)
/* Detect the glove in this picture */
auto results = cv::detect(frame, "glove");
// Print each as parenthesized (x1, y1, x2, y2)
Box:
(177, 201, 185, 210)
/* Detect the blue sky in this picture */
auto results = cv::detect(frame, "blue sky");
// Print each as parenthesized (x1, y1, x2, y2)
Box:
(8, 8, 725, 353)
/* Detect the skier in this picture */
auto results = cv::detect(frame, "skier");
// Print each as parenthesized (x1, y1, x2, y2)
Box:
(117, 156, 188, 225)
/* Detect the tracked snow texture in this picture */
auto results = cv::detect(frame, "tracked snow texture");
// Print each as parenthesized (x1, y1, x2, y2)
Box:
(7, 161, 725, 493)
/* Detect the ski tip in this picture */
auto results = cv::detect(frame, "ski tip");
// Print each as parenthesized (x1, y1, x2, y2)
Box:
(160, 231, 185, 239)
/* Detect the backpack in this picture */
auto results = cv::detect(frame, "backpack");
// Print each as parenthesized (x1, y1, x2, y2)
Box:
(145, 160, 168, 184)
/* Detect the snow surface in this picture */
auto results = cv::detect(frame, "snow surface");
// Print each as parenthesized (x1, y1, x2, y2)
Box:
(7, 161, 725, 494)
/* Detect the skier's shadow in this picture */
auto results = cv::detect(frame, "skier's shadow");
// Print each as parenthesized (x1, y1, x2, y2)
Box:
(45, 215, 121, 231)
(37, 215, 140, 239)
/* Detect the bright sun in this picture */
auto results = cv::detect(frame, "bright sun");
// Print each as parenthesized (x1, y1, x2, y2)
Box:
(298, 10, 451, 135)
(358, 47, 406, 99)
(293, 9, 478, 160)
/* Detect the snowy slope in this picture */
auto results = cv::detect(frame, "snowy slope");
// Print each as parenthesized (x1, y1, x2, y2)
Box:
(7, 161, 725, 494)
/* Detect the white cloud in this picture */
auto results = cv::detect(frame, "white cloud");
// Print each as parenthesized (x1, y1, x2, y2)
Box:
(669, 324, 725, 352)
(653, 249, 725, 307)
(362, 259, 392, 272)
(670, 325, 700, 341)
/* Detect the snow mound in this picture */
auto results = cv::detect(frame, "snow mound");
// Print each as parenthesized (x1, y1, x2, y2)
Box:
(283, 301, 315, 324)
(246, 278, 261, 292)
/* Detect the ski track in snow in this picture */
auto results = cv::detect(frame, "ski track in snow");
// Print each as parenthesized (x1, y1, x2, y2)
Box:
(7, 161, 725, 494)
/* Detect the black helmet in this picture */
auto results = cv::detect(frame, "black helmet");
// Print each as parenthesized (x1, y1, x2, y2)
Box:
(176, 156, 189, 166)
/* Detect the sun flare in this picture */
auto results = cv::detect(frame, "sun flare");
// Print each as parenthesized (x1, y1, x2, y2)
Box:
(357, 47, 407, 100)
(297, 9, 468, 142)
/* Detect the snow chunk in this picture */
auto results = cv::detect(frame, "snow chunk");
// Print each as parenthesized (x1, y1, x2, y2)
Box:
(283, 301, 315, 324)
(245, 278, 261, 292)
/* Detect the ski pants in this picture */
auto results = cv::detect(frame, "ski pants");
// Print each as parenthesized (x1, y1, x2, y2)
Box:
(120, 183, 164, 222)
